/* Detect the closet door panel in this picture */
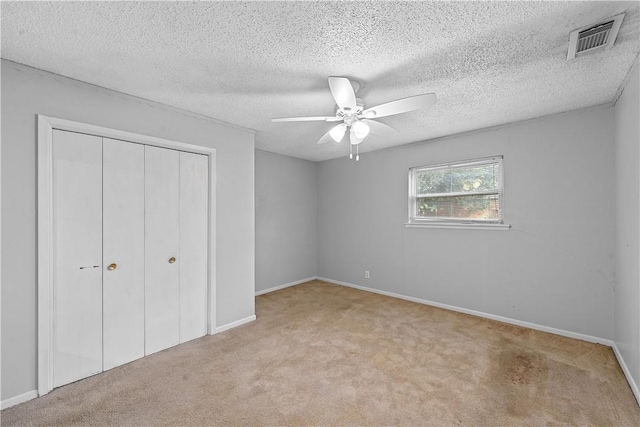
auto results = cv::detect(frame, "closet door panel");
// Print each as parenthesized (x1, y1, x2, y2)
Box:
(145, 146, 180, 355)
(52, 130, 103, 387)
(179, 152, 209, 343)
(103, 138, 145, 370)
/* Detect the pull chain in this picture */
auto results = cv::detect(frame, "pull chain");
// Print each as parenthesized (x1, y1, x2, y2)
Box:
(356, 144, 359, 161)
(349, 143, 353, 160)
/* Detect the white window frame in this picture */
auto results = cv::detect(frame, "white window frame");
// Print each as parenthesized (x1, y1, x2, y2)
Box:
(405, 156, 510, 230)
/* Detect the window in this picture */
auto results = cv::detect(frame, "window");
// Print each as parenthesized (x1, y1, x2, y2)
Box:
(407, 156, 506, 228)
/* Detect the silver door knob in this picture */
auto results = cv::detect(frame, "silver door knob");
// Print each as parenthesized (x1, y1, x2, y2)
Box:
(168, 257, 176, 264)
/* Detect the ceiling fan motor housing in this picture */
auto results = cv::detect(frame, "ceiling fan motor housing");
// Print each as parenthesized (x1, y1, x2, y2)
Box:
(336, 98, 365, 123)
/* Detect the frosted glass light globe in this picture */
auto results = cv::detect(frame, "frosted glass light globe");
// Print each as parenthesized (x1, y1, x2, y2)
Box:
(329, 124, 347, 142)
(351, 121, 370, 139)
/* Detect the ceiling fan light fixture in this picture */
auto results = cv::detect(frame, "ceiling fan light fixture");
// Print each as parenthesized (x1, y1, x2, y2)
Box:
(351, 121, 370, 139)
(329, 123, 347, 142)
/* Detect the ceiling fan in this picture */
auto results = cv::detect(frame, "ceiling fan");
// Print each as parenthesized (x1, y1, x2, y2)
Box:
(271, 76, 437, 161)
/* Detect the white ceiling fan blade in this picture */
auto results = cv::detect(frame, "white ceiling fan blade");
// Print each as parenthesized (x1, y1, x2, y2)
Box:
(328, 76, 357, 112)
(317, 129, 336, 144)
(363, 93, 437, 119)
(272, 116, 340, 122)
(362, 119, 399, 137)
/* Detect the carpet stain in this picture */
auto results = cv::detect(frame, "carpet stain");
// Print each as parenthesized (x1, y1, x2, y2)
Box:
(495, 349, 549, 417)
(501, 350, 546, 385)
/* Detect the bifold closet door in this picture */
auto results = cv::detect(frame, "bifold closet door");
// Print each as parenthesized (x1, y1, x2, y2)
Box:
(179, 152, 208, 342)
(102, 138, 145, 370)
(145, 146, 180, 355)
(52, 130, 103, 388)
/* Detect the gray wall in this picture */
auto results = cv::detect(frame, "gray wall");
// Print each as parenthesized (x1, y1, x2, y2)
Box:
(1, 60, 256, 401)
(614, 62, 640, 391)
(255, 150, 317, 292)
(317, 107, 615, 340)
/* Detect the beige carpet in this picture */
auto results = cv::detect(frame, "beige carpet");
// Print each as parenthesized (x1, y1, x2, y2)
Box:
(2, 280, 639, 426)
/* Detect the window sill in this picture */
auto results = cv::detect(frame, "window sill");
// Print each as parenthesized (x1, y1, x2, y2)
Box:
(404, 222, 511, 231)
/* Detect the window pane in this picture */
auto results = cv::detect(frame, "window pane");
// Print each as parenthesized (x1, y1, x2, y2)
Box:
(416, 163, 499, 195)
(410, 157, 503, 224)
(416, 169, 450, 194)
(417, 194, 500, 220)
(449, 163, 498, 193)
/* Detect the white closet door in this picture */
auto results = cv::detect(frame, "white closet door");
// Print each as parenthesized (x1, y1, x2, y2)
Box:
(52, 130, 103, 387)
(179, 152, 209, 343)
(145, 146, 180, 355)
(103, 138, 145, 370)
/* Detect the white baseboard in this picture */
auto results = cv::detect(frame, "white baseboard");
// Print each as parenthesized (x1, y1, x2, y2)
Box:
(255, 277, 317, 296)
(1, 390, 38, 410)
(612, 342, 640, 406)
(317, 277, 614, 346)
(214, 315, 256, 334)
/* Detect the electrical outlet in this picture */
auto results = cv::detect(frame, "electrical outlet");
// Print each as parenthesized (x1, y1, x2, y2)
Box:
(365, 270, 370, 279)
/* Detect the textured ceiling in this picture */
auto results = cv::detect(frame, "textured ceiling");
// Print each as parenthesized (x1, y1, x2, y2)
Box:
(2, 1, 639, 161)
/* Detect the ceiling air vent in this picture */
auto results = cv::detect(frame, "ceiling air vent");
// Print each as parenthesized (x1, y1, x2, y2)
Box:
(567, 13, 625, 60)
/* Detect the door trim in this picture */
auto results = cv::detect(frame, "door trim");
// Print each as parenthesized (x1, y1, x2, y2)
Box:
(37, 115, 217, 396)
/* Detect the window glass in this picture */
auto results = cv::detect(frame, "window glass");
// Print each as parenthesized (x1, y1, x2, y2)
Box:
(409, 157, 503, 224)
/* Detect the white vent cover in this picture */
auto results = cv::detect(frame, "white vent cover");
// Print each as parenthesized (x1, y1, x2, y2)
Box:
(568, 13, 625, 60)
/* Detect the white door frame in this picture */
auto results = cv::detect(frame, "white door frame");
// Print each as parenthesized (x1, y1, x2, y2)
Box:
(37, 115, 217, 396)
